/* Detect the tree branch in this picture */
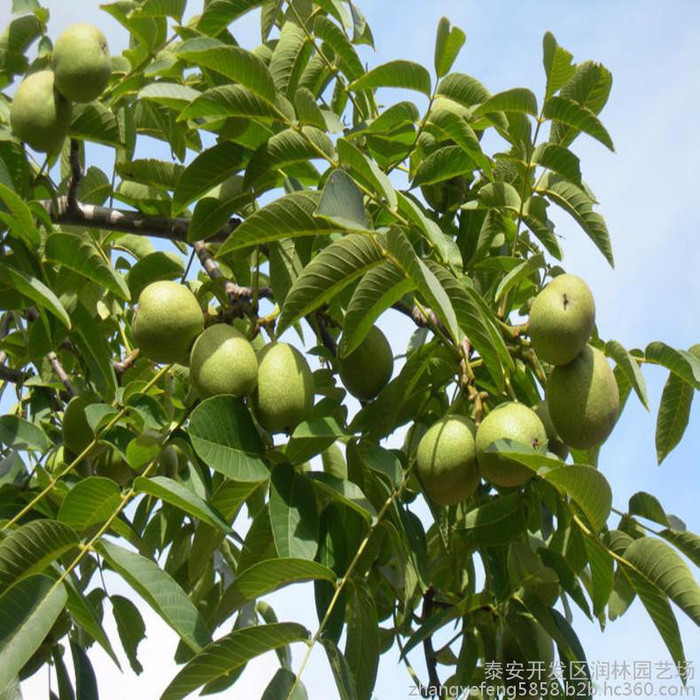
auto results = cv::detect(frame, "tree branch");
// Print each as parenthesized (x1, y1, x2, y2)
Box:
(47, 352, 76, 398)
(66, 139, 83, 215)
(392, 300, 443, 331)
(193, 241, 272, 322)
(114, 349, 139, 378)
(41, 198, 241, 244)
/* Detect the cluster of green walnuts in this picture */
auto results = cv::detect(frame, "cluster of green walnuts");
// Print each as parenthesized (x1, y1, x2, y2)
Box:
(59, 280, 395, 482)
(10, 23, 111, 153)
(415, 273, 620, 506)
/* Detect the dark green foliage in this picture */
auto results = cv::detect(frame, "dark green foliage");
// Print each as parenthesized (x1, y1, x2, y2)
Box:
(0, 2, 697, 698)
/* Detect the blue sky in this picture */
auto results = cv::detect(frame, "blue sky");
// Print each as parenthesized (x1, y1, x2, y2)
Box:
(3, 0, 699, 698)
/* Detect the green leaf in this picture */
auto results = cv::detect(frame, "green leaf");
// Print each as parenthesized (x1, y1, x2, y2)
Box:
(365, 101, 419, 134)
(658, 529, 700, 568)
(269, 463, 319, 560)
(65, 581, 121, 667)
(0, 265, 70, 328)
(285, 417, 347, 465)
(434, 17, 466, 78)
(178, 84, 282, 123)
(463, 493, 526, 545)
(70, 304, 117, 402)
(277, 233, 384, 334)
(177, 42, 276, 103)
(269, 20, 310, 98)
(584, 537, 614, 617)
(494, 253, 544, 303)
(0, 520, 78, 591)
(0, 575, 68, 694)
(0, 415, 49, 452)
(134, 476, 232, 533)
(426, 262, 511, 390)
(134, 0, 185, 19)
(473, 88, 538, 117)
(531, 143, 581, 185)
(0, 183, 40, 248)
(543, 96, 614, 151)
(314, 169, 367, 230)
(413, 145, 475, 186)
(623, 537, 700, 625)
(320, 637, 358, 700)
(262, 668, 308, 700)
(344, 583, 379, 699)
(111, 594, 146, 674)
(542, 32, 576, 100)
(437, 72, 491, 107)
(478, 181, 522, 212)
(244, 126, 333, 189)
(97, 540, 211, 652)
(45, 232, 130, 301)
(426, 108, 492, 177)
(308, 473, 376, 523)
(219, 558, 336, 613)
(127, 251, 184, 299)
(70, 639, 98, 700)
(384, 228, 461, 342)
(629, 492, 670, 527)
(161, 623, 310, 700)
(77, 166, 112, 204)
(349, 60, 431, 97)
(522, 196, 563, 259)
(57, 477, 122, 532)
(138, 83, 202, 111)
(605, 341, 649, 409)
(117, 159, 184, 191)
(197, 0, 266, 35)
(217, 191, 339, 254)
(538, 172, 614, 267)
(645, 341, 700, 390)
(313, 15, 364, 82)
(172, 142, 247, 214)
(188, 396, 268, 482)
(550, 61, 613, 146)
(655, 372, 694, 465)
(337, 139, 397, 210)
(294, 87, 327, 130)
(544, 464, 612, 532)
(340, 262, 414, 357)
(70, 102, 123, 148)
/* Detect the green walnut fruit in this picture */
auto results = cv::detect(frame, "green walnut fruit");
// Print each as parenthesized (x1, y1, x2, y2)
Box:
(189, 324, 258, 398)
(475, 402, 547, 488)
(528, 274, 596, 366)
(338, 326, 393, 401)
(416, 415, 479, 506)
(62, 394, 99, 456)
(534, 400, 569, 460)
(53, 24, 111, 103)
(10, 70, 72, 153)
(95, 449, 131, 485)
(547, 345, 620, 450)
(252, 342, 314, 433)
(132, 281, 203, 364)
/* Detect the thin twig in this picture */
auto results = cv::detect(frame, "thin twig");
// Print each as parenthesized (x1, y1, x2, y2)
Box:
(193, 241, 272, 302)
(47, 352, 76, 398)
(66, 139, 83, 215)
(114, 350, 140, 378)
